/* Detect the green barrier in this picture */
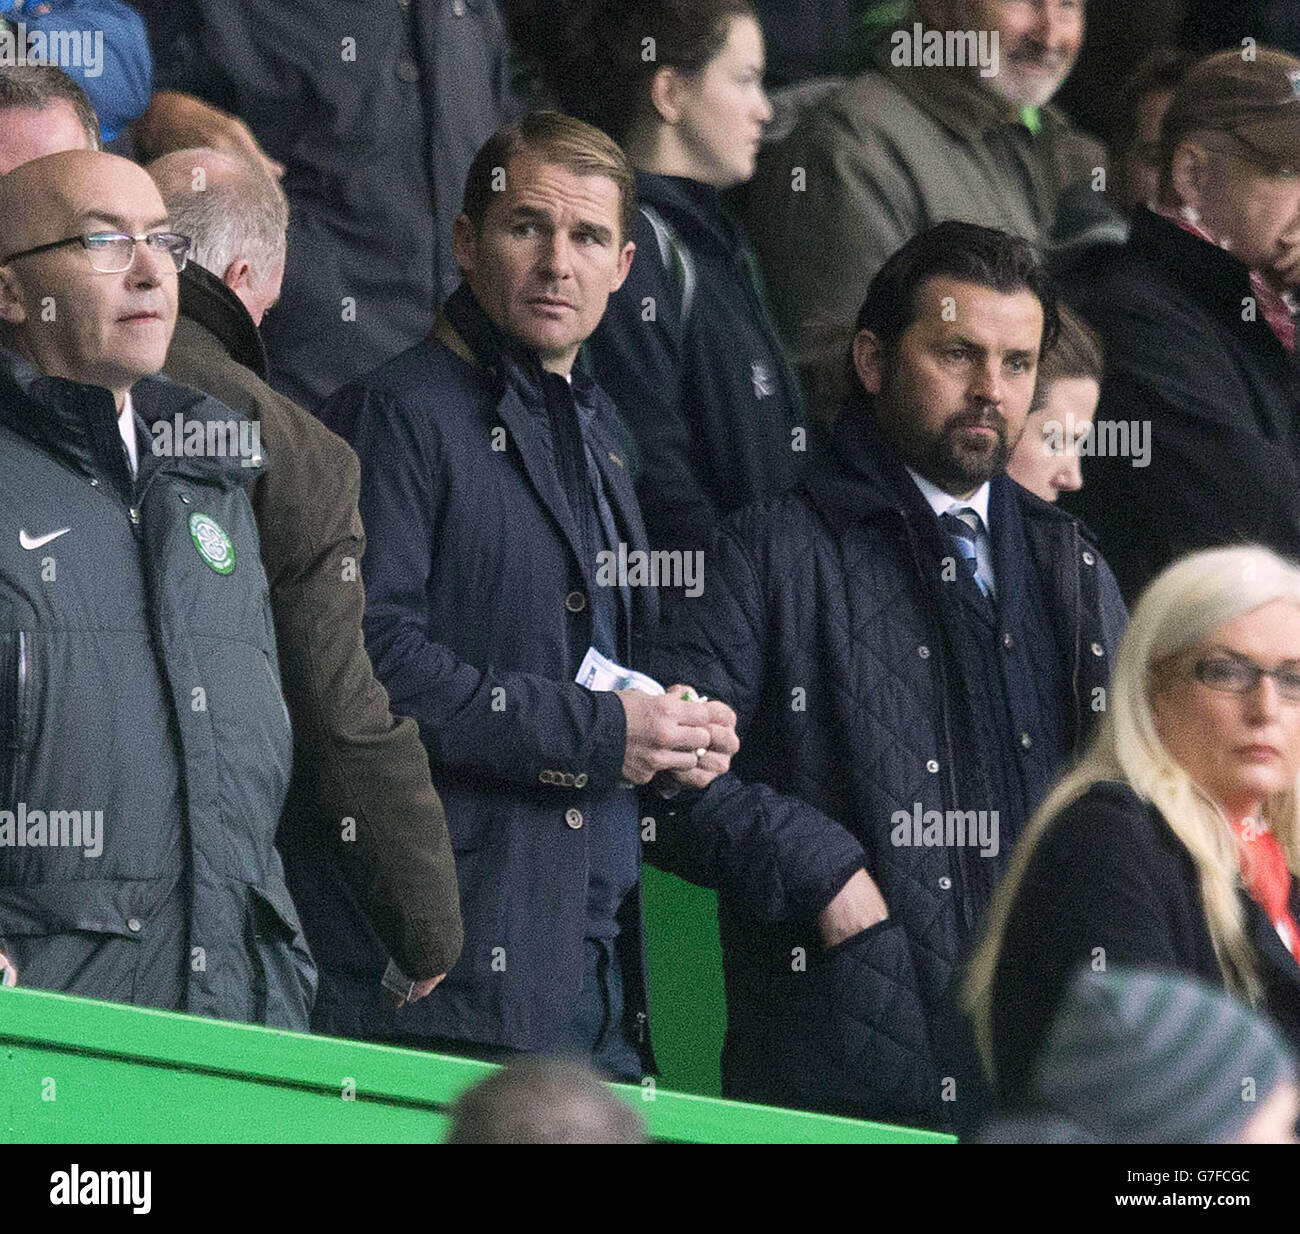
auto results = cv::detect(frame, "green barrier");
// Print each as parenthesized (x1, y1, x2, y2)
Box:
(642, 864, 728, 1097)
(0, 985, 953, 1144)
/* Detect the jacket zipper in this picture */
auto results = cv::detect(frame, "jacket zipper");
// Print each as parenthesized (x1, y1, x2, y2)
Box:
(7, 630, 29, 805)
(261, 652, 292, 734)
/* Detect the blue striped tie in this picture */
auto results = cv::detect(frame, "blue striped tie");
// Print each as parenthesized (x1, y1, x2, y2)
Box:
(941, 507, 993, 599)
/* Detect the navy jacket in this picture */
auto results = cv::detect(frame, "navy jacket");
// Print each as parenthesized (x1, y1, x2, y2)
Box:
(642, 406, 1126, 1125)
(134, 0, 515, 406)
(314, 291, 659, 1065)
(586, 171, 805, 554)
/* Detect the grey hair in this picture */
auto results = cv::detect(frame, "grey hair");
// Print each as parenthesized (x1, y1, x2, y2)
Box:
(151, 149, 288, 289)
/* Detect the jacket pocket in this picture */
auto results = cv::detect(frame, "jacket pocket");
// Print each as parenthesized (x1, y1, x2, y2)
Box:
(0, 881, 144, 1005)
(247, 880, 318, 1030)
(818, 918, 940, 1120)
(0, 630, 35, 805)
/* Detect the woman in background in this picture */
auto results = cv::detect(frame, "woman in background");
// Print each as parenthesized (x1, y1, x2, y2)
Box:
(1006, 305, 1102, 503)
(505, 0, 806, 557)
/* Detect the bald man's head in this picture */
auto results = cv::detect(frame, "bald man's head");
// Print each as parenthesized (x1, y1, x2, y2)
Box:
(0, 151, 181, 405)
(149, 148, 288, 327)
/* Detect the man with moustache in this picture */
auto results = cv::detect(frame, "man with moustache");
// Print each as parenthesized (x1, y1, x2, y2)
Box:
(640, 223, 1126, 1127)
(0, 150, 315, 1024)
(744, 0, 1105, 422)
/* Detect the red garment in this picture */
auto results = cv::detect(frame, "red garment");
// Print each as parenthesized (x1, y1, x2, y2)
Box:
(1153, 205, 1296, 354)
(1231, 817, 1300, 963)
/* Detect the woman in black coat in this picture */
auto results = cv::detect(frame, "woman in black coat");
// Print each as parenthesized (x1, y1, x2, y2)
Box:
(965, 544, 1300, 1110)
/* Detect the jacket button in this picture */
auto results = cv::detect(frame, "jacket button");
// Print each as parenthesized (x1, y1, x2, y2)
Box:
(926, 759, 940, 773)
(1019, 732, 1032, 749)
(917, 645, 930, 659)
(1002, 632, 1014, 651)
(565, 590, 587, 613)
(938, 877, 952, 890)
(565, 808, 584, 830)
(539, 770, 552, 784)
(1091, 641, 1105, 657)
(574, 773, 588, 788)
(89, 477, 100, 487)
(127, 918, 142, 932)
(396, 58, 419, 82)
(1082, 551, 1096, 567)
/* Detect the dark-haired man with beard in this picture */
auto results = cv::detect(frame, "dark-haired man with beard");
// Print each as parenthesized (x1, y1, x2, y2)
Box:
(641, 221, 1126, 1128)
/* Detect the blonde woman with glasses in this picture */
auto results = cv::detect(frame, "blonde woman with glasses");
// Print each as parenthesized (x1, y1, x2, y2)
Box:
(964, 545, 1300, 1108)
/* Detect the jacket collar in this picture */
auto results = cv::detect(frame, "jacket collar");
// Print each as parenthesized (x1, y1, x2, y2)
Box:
(433, 285, 654, 620)
(0, 344, 264, 491)
(804, 401, 940, 528)
(439, 280, 616, 421)
(1126, 206, 1259, 320)
(177, 262, 269, 380)
(634, 170, 738, 255)
(805, 396, 1086, 542)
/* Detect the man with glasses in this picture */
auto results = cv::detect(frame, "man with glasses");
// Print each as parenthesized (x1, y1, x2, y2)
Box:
(0, 149, 317, 1027)
(1063, 48, 1300, 602)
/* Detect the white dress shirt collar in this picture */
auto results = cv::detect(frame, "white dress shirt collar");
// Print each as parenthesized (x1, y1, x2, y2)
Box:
(904, 466, 992, 528)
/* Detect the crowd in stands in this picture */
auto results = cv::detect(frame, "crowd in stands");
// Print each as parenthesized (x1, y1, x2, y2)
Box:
(2, 0, 1300, 1144)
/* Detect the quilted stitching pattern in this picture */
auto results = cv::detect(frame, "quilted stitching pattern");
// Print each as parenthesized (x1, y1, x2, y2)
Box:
(650, 479, 1122, 1120)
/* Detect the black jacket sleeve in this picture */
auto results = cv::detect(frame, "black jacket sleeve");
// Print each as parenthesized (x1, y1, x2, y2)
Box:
(992, 781, 1192, 1100)
(642, 520, 866, 923)
(1022, 785, 1184, 971)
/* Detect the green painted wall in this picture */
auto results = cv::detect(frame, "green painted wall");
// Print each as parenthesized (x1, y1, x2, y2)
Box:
(0, 985, 954, 1143)
(642, 865, 728, 1097)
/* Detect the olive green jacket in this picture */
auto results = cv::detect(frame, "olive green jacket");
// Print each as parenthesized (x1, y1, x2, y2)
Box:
(165, 264, 463, 982)
(744, 40, 1105, 419)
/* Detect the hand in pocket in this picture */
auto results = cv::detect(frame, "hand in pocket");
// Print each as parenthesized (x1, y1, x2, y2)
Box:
(818, 868, 889, 948)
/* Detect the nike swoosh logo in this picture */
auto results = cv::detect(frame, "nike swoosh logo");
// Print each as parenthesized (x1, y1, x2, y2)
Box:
(19, 528, 71, 551)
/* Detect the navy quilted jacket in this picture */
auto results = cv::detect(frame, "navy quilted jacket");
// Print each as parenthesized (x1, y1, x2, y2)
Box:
(643, 407, 1126, 1126)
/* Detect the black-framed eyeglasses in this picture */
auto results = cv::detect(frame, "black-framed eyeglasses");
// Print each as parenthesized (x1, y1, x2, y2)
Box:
(1193, 652, 1300, 701)
(1, 231, 192, 274)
